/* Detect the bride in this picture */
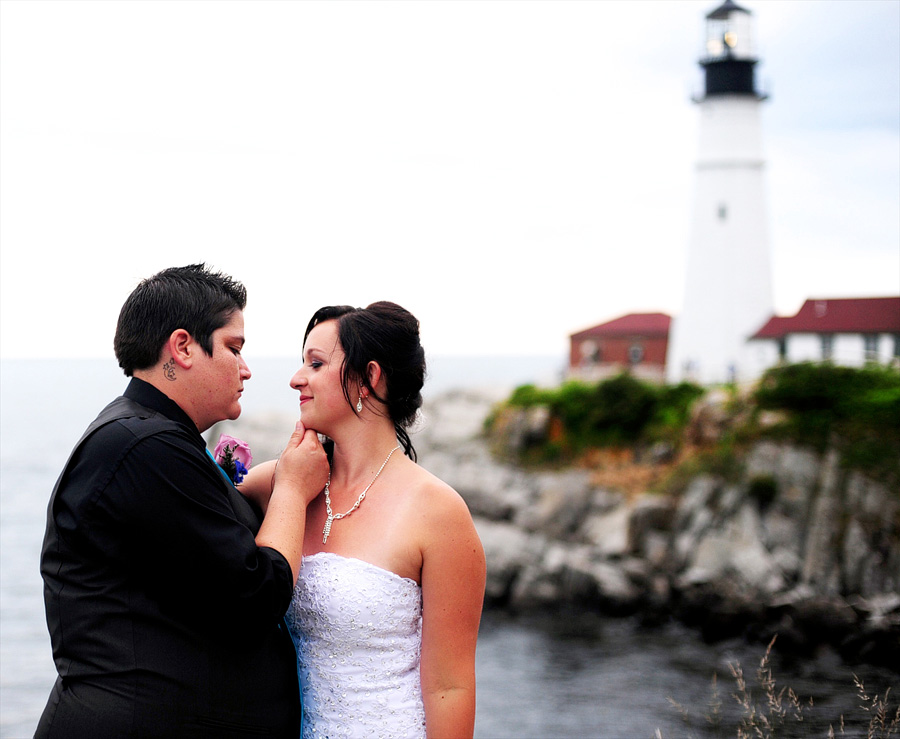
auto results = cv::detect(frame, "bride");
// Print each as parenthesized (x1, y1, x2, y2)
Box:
(242, 301, 485, 739)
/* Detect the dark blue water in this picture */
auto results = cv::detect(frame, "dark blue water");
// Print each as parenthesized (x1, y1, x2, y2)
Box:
(1, 359, 895, 738)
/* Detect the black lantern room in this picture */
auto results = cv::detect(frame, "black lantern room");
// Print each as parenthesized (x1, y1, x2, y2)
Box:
(699, 0, 765, 99)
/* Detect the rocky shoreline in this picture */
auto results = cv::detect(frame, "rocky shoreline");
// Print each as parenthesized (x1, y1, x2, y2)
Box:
(212, 389, 900, 672)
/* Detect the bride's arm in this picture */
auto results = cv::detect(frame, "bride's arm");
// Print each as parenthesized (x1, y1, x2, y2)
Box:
(237, 460, 277, 514)
(419, 481, 486, 739)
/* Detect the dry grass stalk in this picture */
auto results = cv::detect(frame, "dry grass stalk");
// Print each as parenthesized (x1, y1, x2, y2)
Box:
(855, 677, 899, 739)
(707, 672, 723, 732)
(660, 637, 898, 739)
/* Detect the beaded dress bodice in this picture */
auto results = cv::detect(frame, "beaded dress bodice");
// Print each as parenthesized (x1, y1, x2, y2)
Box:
(285, 552, 426, 739)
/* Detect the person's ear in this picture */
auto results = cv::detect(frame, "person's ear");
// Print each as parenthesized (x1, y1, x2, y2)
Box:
(165, 329, 195, 369)
(367, 361, 384, 393)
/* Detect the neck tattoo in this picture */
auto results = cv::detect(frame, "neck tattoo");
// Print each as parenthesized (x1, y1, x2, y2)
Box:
(322, 444, 402, 544)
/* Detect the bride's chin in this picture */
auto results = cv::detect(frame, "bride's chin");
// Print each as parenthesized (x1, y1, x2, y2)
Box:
(300, 418, 326, 436)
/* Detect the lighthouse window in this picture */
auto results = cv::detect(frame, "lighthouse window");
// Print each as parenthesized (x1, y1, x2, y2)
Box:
(821, 334, 834, 360)
(717, 204, 728, 220)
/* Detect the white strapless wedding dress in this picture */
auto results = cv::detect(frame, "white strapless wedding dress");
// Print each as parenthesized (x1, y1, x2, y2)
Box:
(285, 552, 426, 739)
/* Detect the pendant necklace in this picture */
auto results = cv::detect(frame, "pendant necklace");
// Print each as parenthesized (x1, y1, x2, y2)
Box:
(322, 444, 402, 544)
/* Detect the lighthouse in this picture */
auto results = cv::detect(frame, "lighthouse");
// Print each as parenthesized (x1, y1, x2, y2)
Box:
(666, 0, 774, 385)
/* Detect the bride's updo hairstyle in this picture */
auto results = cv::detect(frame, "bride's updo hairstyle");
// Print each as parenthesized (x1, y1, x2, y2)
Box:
(303, 301, 426, 461)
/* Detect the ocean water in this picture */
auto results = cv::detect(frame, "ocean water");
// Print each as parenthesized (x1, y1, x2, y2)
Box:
(1, 357, 896, 738)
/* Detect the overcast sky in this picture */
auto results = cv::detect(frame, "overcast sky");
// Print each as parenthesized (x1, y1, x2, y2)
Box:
(1, 0, 898, 361)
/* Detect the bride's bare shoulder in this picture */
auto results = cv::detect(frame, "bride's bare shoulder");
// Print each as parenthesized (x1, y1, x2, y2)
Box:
(398, 462, 478, 536)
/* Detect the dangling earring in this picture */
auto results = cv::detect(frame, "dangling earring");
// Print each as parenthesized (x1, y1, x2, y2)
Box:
(357, 394, 363, 413)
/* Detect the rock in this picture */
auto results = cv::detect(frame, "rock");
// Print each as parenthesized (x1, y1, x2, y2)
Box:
(841, 518, 871, 594)
(473, 518, 545, 605)
(675, 475, 719, 528)
(589, 488, 626, 515)
(686, 389, 732, 445)
(582, 506, 630, 557)
(628, 494, 675, 534)
(425, 449, 527, 522)
(849, 592, 900, 624)
(626, 494, 676, 566)
(800, 448, 843, 593)
(674, 581, 765, 643)
(679, 503, 785, 594)
(412, 389, 498, 451)
(509, 544, 641, 613)
(509, 543, 583, 607)
(512, 470, 594, 539)
(772, 445, 821, 516)
(586, 559, 642, 612)
(640, 531, 671, 569)
(673, 476, 720, 567)
(744, 440, 782, 479)
(483, 404, 552, 458)
(646, 441, 676, 464)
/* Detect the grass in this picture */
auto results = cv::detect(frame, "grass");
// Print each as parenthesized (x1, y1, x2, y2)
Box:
(660, 637, 899, 738)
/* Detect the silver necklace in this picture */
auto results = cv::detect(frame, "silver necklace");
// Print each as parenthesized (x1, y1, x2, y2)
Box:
(322, 444, 401, 544)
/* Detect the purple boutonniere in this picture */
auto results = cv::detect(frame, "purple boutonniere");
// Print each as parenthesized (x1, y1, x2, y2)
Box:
(213, 434, 252, 484)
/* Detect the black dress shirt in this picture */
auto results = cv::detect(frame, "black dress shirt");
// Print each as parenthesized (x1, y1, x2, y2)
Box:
(37, 378, 300, 738)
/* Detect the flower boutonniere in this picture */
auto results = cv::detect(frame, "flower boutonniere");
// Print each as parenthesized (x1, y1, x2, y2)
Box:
(213, 434, 252, 484)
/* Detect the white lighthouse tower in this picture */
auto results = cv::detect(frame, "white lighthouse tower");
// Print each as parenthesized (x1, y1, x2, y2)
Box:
(666, 0, 774, 385)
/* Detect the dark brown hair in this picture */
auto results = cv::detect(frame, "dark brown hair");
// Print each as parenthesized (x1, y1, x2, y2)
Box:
(114, 264, 247, 376)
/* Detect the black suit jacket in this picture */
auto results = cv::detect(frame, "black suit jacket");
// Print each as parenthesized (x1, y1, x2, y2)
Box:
(37, 379, 300, 738)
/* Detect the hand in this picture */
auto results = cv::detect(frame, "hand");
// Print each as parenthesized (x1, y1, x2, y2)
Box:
(256, 422, 329, 581)
(273, 422, 329, 505)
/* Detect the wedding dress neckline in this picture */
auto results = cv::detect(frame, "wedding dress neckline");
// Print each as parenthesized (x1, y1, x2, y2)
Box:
(302, 551, 420, 587)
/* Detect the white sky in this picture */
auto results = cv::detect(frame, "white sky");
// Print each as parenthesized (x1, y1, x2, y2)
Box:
(1, 0, 898, 360)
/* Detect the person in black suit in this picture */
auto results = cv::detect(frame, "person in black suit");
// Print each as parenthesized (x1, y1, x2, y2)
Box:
(36, 264, 328, 738)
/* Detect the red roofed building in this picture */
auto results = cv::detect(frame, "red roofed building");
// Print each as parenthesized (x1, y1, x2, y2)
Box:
(749, 297, 900, 367)
(569, 313, 671, 383)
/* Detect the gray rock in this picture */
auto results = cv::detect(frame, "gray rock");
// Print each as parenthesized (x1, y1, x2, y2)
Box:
(773, 445, 821, 515)
(675, 475, 719, 529)
(425, 450, 528, 522)
(513, 470, 594, 539)
(680, 503, 785, 594)
(582, 506, 630, 557)
(412, 389, 499, 451)
(800, 448, 842, 592)
(745, 440, 782, 479)
(473, 517, 545, 603)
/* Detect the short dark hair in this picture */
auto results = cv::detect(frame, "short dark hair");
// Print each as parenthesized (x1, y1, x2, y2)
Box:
(114, 264, 247, 376)
(304, 301, 426, 461)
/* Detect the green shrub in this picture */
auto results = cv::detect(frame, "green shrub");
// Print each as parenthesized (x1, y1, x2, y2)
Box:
(507, 383, 551, 408)
(650, 382, 706, 442)
(586, 373, 658, 444)
(753, 363, 900, 484)
(754, 363, 899, 436)
(489, 374, 704, 462)
(550, 380, 597, 441)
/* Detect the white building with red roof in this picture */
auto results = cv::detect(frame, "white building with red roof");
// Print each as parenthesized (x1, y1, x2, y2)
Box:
(569, 313, 671, 383)
(749, 297, 900, 367)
